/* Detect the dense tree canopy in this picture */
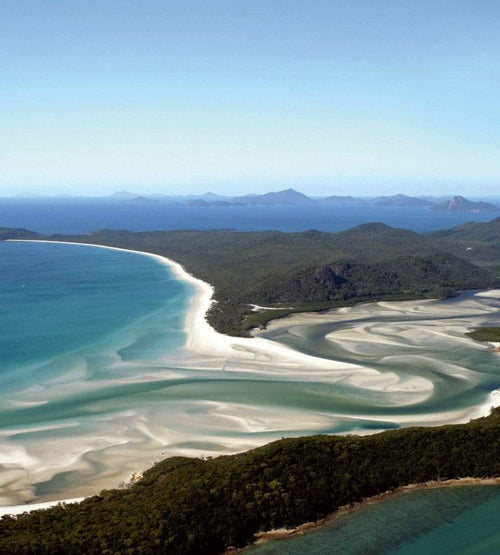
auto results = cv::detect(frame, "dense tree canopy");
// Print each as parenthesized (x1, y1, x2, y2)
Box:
(0, 409, 499, 554)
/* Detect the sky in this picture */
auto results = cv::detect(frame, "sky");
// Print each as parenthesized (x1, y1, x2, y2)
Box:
(1, 0, 500, 197)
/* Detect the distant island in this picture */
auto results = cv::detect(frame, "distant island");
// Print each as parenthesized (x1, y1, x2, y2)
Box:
(318, 194, 364, 205)
(189, 190, 498, 211)
(103, 189, 498, 212)
(371, 193, 435, 207)
(231, 188, 315, 205)
(127, 195, 159, 204)
(6, 189, 498, 212)
(432, 195, 500, 213)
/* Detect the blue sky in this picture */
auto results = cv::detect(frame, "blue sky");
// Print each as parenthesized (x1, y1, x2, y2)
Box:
(1, 0, 500, 196)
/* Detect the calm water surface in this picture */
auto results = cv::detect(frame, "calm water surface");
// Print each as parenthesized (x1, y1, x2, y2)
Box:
(0, 199, 496, 234)
(249, 486, 500, 554)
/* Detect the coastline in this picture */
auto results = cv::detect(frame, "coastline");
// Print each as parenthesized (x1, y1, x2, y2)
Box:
(0, 497, 84, 518)
(489, 342, 500, 353)
(2, 240, 499, 515)
(231, 477, 500, 553)
(6, 240, 360, 367)
(2, 240, 389, 510)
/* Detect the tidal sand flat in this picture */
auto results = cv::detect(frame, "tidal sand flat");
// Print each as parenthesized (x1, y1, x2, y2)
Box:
(0, 241, 499, 508)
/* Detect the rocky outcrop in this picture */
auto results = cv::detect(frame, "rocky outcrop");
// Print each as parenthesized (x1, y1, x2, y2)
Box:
(314, 266, 346, 287)
(433, 195, 499, 212)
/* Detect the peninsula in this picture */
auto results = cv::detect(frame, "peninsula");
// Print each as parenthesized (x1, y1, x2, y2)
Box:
(2, 218, 497, 336)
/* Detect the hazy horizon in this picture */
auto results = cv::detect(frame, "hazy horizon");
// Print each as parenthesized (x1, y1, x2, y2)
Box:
(2, 1, 500, 197)
(3, 187, 500, 201)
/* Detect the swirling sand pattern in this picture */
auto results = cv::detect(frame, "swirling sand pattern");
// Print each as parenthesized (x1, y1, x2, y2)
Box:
(0, 241, 499, 507)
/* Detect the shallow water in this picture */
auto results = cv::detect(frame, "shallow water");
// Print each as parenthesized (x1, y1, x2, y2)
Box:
(248, 485, 500, 554)
(260, 293, 500, 419)
(0, 241, 499, 505)
(0, 241, 190, 393)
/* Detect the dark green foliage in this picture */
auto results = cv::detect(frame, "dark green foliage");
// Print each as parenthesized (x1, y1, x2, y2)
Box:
(1, 410, 499, 554)
(250, 253, 491, 305)
(0, 228, 43, 240)
(206, 302, 254, 336)
(44, 223, 498, 336)
(428, 217, 500, 271)
(429, 216, 500, 243)
(2, 220, 498, 335)
(467, 327, 500, 342)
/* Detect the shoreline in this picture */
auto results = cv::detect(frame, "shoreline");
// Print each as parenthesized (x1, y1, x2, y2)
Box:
(2, 240, 500, 514)
(0, 497, 84, 518)
(231, 477, 500, 553)
(10, 238, 352, 359)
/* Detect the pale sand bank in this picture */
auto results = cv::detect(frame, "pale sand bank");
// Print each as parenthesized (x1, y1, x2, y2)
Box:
(489, 342, 500, 353)
(0, 497, 84, 517)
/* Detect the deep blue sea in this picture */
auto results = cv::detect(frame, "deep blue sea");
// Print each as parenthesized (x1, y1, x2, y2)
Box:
(0, 198, 497, 234)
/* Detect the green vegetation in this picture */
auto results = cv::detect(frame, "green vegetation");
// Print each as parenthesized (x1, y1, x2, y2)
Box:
(1, 220, 498, 336)
(0, 228, 43, 240)
(467, 327, 500, 342)
(0, 409, 499, 554)
(429, 216, 500, 273)
(50, 223, 497, 336)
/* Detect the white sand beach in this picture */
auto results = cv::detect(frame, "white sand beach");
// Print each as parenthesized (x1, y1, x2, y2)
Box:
(2, 241, 499, 513)
(0, 497, 84, 517)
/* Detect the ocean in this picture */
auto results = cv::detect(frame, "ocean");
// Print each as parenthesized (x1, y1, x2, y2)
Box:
(0, 198, 497, 234)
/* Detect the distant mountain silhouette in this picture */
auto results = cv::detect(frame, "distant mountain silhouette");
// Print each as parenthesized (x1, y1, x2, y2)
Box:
(127, 195, 158, 204)
(371, 194, 434, 207)
(319, 195, 366, 205)
(432, 195, 499, 212)
(109, 191, 140, 200)
(231, 188, 314, 205)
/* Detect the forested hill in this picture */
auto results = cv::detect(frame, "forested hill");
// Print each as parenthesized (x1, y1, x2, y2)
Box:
(427, 217, 500, 276)
(1, 221, 498, 336)
(428, 217, 499, 242)
(0, 228, 44, 240)
(0, 408, 499, 554)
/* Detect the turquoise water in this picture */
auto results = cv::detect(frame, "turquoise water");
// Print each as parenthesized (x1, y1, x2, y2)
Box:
(0, 241, 499, 505)
(248, 486, 500, 554)
(0, 241, 191, 402)
(260, 297, 500, 418)
(1, 242, 189, 361)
